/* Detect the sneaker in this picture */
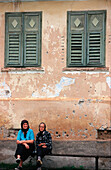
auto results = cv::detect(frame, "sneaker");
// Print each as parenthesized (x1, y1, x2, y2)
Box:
(15, 166, 22, 170)
(16, 157, 21, 164)
(37, 159, 42, 167)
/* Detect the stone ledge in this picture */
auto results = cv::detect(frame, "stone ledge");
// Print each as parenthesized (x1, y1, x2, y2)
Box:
(1, 67, 44, 72)
(62, 67, 109, 72)
(0, 140, 110, 169)
(0, 140, 110, 156)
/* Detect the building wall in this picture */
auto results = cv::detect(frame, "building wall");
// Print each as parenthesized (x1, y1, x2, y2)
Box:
(0, 0, 111, 142)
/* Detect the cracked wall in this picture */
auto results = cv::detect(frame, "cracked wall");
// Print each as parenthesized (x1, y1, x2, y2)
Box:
(0, 0, 111, 141)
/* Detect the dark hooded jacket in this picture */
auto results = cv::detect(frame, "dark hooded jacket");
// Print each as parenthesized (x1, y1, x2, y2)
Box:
(36, 130, 52, 150)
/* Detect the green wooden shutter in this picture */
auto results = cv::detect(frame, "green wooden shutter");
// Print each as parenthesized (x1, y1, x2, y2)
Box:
(67, 12, 85, 67)
(5, 14, 22, 67)
(24, 13, 41, 66)
(87, 11, 106, 66)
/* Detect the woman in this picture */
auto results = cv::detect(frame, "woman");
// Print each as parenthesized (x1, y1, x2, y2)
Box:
(36, 122, 52, 169)
(15, 120, 35, 170)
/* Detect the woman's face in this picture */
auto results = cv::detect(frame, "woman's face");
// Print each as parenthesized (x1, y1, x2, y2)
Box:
(39, 123, 45, 132)
(23, 123, 28, 130)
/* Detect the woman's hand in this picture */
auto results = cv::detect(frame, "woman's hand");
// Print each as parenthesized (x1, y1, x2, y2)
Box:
(38, 143, 47, 148)
(42, 145, 47, 148)
(20, 140, 26, 144)
(38, 143, 44, 146)
(16, 140, 26, 144)
(23, 143, 29, 149)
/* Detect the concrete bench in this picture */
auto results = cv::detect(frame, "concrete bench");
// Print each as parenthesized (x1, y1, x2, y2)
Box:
(31, 151, 110, 170)
(0, 140, 110, 169)
(31, 141, 111, 170)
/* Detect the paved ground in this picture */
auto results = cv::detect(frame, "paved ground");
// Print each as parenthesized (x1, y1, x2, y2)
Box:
(0, 164, 84, 170)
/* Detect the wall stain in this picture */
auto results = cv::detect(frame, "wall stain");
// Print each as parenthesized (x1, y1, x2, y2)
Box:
(32, 77, 75, 98)
(0, 82, 11, 98)
(106, 77, 111, 88)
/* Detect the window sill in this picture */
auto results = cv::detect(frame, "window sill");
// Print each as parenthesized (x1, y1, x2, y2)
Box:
(1, 67, 45, 73)
(62, 67, 109, 72)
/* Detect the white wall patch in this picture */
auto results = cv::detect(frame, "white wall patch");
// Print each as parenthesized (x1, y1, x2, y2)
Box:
(32, 77, 75, 98)
(106, 77, 111, 88)
(0, 81, 11, 98)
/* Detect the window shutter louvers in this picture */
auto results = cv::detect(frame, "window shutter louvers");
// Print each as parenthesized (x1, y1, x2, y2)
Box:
(67, 11, 105, 67)
(87, 13, 105, 66)
(6, 15, 22, 66)
(67, 13, 85, 67)
(5, 12, 41, 67)
(71, 33, 83, 64)
(24, 14, 41, 66)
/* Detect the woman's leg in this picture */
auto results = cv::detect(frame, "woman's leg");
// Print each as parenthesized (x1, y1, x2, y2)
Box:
(37, 146, 44, 160)
(37, 146, 51, 160)
(15, 144, 25, 159)
(15, 144, 34, 169)
(36, 147, 51, 168)
(36, 146, 43, 168)
(19, 160, 23, 167)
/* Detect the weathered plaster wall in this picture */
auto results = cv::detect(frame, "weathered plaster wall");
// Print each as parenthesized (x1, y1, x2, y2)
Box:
(0, 0, 111, 142)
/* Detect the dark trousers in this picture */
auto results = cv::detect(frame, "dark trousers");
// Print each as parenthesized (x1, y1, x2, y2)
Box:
(37, 146, 51, 160)
(15, 144, 34, 162)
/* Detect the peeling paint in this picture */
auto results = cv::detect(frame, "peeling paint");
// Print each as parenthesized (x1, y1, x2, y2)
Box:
(32, 77, 75, 98)
(0, 0, 110, 143)
(63, 71, 109, 75)
(55, 77, 75, 97)
(106, 77, 111, 88)
(0, 82, 11, 98)
(47, 66, 54, 74)
(84, 129, 88, 133)
(81, 134, 87, 138)
(1, 70, 45, 74)
(99, 124, 108, 130)
(89, 123, 94, 127)
(94, 82, 107, 96)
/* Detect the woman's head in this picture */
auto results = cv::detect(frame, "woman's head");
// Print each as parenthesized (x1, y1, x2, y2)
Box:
(21, 120, 29, 131)
(39, 122, 46, 132)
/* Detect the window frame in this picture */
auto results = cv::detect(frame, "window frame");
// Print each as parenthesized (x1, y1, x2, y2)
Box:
(67, 10, 106, 68)
(5, 11, 42, 68)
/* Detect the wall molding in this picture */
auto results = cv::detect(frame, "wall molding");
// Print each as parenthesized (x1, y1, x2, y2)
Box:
(0, 0, 89, 3)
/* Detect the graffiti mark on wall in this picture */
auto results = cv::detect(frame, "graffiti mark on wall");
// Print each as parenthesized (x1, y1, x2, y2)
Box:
(32, 77, 75, 98)
(0, 81, 11, 98)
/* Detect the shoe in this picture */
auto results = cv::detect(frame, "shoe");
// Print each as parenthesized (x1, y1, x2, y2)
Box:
(37, 167, 41, 170)
(37, 159, 42, 167)
(15, 166, 22, 170)
(16, 157, 21, 164)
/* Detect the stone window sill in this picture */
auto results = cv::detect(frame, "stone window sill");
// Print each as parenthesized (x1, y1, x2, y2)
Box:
(1, 67, 45, 73)
(62, 67, 109, 72)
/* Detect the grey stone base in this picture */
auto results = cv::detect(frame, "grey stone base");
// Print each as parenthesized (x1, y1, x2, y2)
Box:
(43, 156, 111, 170)
(0, 140, 111, 170)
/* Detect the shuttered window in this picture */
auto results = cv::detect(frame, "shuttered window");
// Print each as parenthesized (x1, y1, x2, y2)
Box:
(5, 12, 42, 67)
(67, 11, 106, 67)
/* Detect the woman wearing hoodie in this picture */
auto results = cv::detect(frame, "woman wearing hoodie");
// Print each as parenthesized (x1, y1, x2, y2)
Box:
(15, 120, 35, 170)
(36, 122, 52, 169)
